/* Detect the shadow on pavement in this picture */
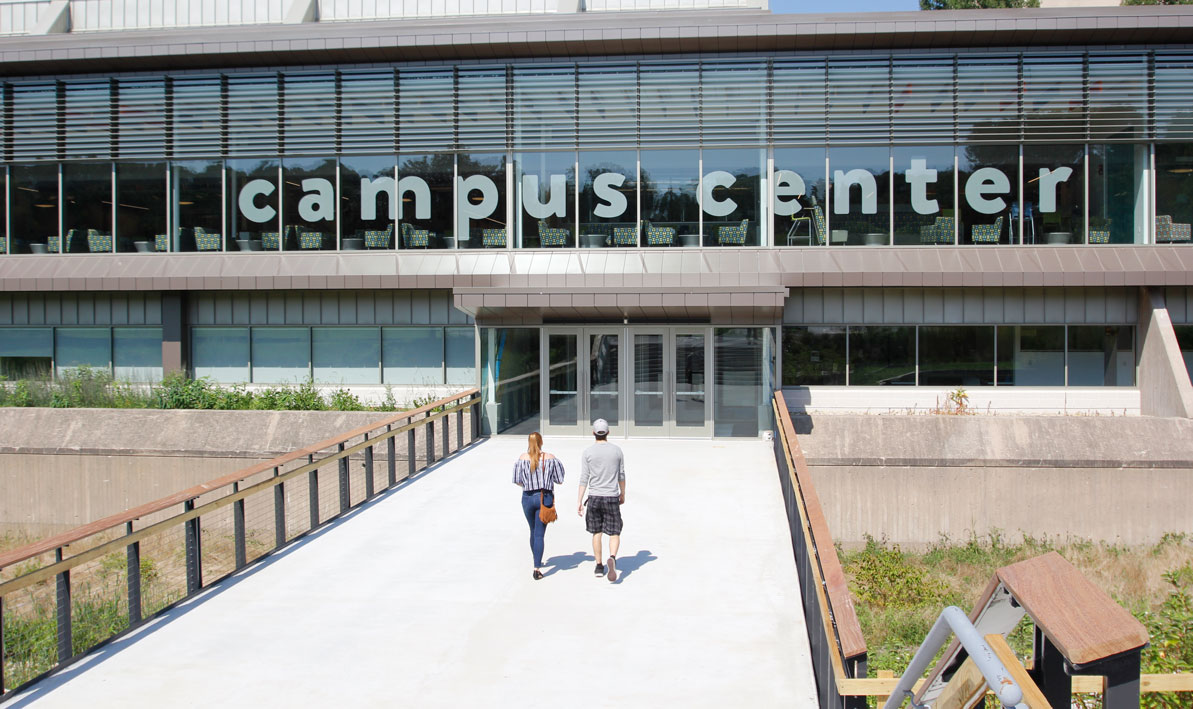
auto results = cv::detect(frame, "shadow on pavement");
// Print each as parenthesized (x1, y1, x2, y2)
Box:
(612, 549, 656, 584)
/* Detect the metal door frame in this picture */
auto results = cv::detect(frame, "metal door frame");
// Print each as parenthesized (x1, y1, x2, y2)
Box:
(540, 326, 626, 437)
(627, 327, 669, 436)
(627, 326, 714, 437)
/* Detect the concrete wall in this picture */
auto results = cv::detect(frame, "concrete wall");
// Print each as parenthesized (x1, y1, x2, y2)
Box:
(1137, 286, 1193, 418)
(0, 407, 471, 537)
(793, 413, 1193, 546)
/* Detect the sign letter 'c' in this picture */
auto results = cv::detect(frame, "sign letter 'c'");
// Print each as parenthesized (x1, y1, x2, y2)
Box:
(238, 179, 276, 224)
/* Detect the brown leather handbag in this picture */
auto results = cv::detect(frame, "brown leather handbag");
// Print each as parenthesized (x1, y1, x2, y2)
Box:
(539, 491, 558, 524)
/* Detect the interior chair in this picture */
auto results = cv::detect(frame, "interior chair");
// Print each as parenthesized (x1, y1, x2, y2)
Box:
(811, 205, 827, 246)
(363, 223, 394, 249)
(193, 226, 222, 251)
(971, 216, 1004, 244)
(400, 222, 431, 248)
(538, 220, 570, 247)
(611, 226, 637, 247)
(919, 216, 955, 245)
(643, 220, 675, 246)
(86, 228, 113, 253)
(1156, 215, 1192, 243)
(717, 219, 749, 246)
(482, 228, 507, 248)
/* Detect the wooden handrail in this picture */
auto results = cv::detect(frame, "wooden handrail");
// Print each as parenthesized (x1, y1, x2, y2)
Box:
(0, 388, 479, 571)
(774, 390, 867, 660)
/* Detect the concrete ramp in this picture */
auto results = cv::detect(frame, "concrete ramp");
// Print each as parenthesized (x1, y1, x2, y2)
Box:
(9, 437, 816, 708)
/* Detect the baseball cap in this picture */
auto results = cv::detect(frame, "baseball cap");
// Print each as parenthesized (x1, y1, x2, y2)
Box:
(592, 418, 609, 435)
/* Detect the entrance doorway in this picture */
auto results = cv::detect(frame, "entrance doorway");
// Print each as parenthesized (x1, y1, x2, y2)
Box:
(540, 326, 713, 437)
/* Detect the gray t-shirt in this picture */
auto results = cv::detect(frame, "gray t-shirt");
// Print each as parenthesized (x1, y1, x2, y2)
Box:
(579, 441, 625, 497)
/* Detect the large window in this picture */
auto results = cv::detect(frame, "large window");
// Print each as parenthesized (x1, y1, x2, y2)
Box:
(782, 327, 845, 385)
(55, 328, 111, 377)
(10, 164, 58, 254)
(1068, 326, 1135, 386)
(702, 148, 763, 247)
(251, 328, 311, 384)
(850, 327, 916, 386)
(113, 328, 163, 382)
(640, 149, 699, 247)
(282, 158, 337, 251)
(398, 153, 455, 249)
(1089, 144, 1148, 245)
(1156, 144, 1193, 244)
(998, 326, 1065, 386)
(445, 327, 476, 386)
(579, 150, 637, 248)
(713, 328, 765, 437)
(115, 162, 167, 253)
(958, 144, 1018, 245)
(893, 146, 955, 246)
(62, 163, 112, 253)
(773, 148, 826, 247)
(340, 156, 396, 250)
(457, 153, 506, 250)
(1024, 144, 1084, 245)
(193, 327, 250, 382)
(828, 146, 890, 246)
(313, 327, 380, 384)
(227, 159, 279, 252)
(918, 326, 995, 386)
(480, 328, 541, 435)
(173, 160, 224, 252)
(383, 327, 443, 385)
(0, 328, 53, 379)
(516, 152, 576, 248)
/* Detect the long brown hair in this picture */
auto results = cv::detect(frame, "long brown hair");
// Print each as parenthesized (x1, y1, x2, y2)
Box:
(527, 432, 544, 471)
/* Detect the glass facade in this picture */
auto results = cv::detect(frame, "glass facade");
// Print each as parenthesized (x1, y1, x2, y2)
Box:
(783, 324, 1136, 387)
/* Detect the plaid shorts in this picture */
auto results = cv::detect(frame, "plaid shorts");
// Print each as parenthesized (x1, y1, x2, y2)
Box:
(585, 495, 623, 536)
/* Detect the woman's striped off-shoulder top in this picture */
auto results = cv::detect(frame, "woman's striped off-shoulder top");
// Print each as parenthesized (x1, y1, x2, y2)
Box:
(512, 456, 566, 492)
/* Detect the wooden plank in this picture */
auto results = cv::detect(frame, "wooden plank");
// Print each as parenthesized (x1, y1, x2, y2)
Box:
(934, 657, 986, 709)
(840, 674, 1191, 696)
(986, 633, 1050, 709)
(996, 551, 1148, 666)
(774, 391, 867, 659)
(0, 389, 479, 571)
(876, 669, 894, 707)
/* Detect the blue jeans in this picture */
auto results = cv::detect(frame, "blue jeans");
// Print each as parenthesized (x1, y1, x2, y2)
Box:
(521, 489, 553, 568)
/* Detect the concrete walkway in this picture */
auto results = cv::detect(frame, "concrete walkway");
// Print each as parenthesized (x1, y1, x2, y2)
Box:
(9, 437, 817, 708)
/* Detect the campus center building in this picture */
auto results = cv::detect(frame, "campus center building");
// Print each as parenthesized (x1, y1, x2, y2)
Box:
(0, 1, 1192, 437)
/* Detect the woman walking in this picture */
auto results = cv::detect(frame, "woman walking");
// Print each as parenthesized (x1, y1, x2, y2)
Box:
(513, 432, 565, 580)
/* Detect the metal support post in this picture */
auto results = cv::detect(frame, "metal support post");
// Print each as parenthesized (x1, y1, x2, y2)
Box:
(364, 435, 374, 499)
(442, 414, 450, 458)
(1030, 627, 1071, 709)
(471, 399, 480, 441)
(426, 418, 435, 467)
(307, 455, 318, 530)
(126, 521, 141, 626)
(233, 481, 246, 570)
(338, 443, 349, 514)
(387, 429, 396, 487)
(1071, 651, 1142, 709)
(55, 547, 71, 664)
(273, 467, 286, 548)
(407, 428, 416, 479)
(183, 499, 201, 594)
(455, 409, 463, 451)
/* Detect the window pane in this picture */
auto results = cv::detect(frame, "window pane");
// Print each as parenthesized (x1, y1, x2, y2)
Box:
(341, 155, 396, 249)
(579, 150, 637, 248)
(113, 328, 163, 382)
(782, 327, 845, 386)
(251, 328, 310, 384)
(62, 163, 112, 254)
(702, 148, 763, 247)
(1156, 144, 1193, 244)
(828, 146, 890, 246)
(173, 160, 223, 252)
(714, 328, 763, 437)
(893, 146, 955, 246)
(10, 163, 58, 254)
(516, 151, 575, 248)
(341, 70, 395, 155)
(1024, 144, 1083, 245)
(1089, 144, 1148, 245)
(55, 328, 111, 376)
(479, 328, 540, 435)
(457, 153, 506, 250)
(115, 162, 167, 253)
(313, 328, 380, 384)
(399, 153, 455, 249)
(774, 147, 826, 247)
(849, 326, 915, 386)
(640, 149, 699, 248)
(919, 326, 995, 386)
(192, 327, 249, 383)
(1175, 325, 1193, 379)
(445, 327, 476, 386)
(958, 144, 1018, 245)
(1068, 326, 1135, 386)
(0, 328, 52, 379)
(227, 159, 279, 251)
(997, 326, 1064, 386)
(282, 157, 336, 251)
(383, 327, 443, 385)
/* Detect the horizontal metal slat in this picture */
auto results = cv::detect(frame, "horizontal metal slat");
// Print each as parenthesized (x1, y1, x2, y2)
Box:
(226, 75, 279, 156)
(340, 70, 395, 155)
(1155, 52, 1193, 141)
(171, 77, 222, 158)
(398, 69, 453, 153)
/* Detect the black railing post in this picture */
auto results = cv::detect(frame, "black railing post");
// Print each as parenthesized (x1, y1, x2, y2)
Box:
(364, 434, 375, 499)
(308, 454, 318, 531)
(471, 398, 480, 441)
(233, 481, 246, 570)
(183, 499, 201, 594)
(441, 412, 450, 457)
(456, 408, 463, 451)
(1032, 627, 1072, 709)
(126, 520, 141, 626)
(387, 427, 396, 487)
(273, 466, 286, 547)
(426, 417, 435, 467)
(338, 442, 349, 514)
(407, 428, 416, 479)
(55, 547, 71, 663)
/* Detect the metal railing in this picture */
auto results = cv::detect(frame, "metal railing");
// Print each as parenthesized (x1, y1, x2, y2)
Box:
(772, 390, 867, 709)
(0, 388, 481, 696)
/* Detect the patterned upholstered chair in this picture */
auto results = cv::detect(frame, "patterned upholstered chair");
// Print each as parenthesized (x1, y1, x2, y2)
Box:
(87, 229, 113, 253)
(296, 228, 325, 250)
(717, 219, 749, 246)
(0, 238, 6, 254)
(643, 220, 675, 247)
(363, 224, 393, 249)
(259, 230, 280, 250)
(971, 216, 1004, 244)
(1156, 215, 1192, 243)
(193, 226, 222, 251)
(611, 226, 637, 247)
(1088, 220, 1112, 245)
(48, 229, 80, 254)
(154, 233, 169, 252)
(482, 228, 507, 248)
(811, 205, 827, 246)
(919, 216, 955, 245)
(400, 222, 431, 248)
(538, 220, 570, 247)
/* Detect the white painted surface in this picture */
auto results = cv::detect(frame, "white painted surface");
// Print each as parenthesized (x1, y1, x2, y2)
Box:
(9, 436, 815, 708)
(784, 385, 1141, 415)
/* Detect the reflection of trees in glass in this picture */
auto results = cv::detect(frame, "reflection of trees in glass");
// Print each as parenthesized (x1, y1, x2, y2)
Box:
(851, 327, 916, 386)
(782, 328, 845, 386)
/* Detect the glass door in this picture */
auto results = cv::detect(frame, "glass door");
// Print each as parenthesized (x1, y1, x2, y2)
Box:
(542, 328, 580, 435)
(630, 329, 667, 436)
(587, 329, 623, 436)
(673, 328, 712, 437)
(628, 327, 713, 437)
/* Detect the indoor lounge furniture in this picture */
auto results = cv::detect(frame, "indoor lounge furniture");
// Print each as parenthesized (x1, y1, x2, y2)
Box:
(482, 227, 507, 247)
(716, 219, 748, 246)
(363, 223, 393, 249)
(87, 228, 113, 253)
(611, 226, 637, 247)
(643, 220, 675, 246)
(400, 222, 431, 248)
(193, 226, 222, 251)
(919, 216, 955, 245)
(538, 220, 570, 247)
(1156, 215, 1192, 243)
(971, 216, 1004, 244)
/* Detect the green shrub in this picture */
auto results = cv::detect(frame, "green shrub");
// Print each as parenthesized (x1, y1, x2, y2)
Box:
(328, 388, 365, 411)
(846, 536, 949, 609)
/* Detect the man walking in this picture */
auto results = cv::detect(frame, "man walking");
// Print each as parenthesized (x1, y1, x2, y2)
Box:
(577, 418, 626, 582)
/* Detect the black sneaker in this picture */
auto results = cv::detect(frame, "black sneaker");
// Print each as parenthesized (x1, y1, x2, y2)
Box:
(594, 562, 605, 577)
(606, 556, 618, 583)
